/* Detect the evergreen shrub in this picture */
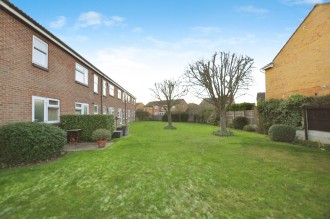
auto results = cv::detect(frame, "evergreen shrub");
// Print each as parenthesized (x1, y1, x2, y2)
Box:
(232, 116, 248, 130)
(0, 122, 66, 165)
(268, 124, 296, 143)
(61, 115, 114, 141)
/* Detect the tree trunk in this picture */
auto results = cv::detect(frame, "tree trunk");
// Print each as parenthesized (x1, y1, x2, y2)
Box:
(220, 110, 227, 133)
(168, 110, 173, 127)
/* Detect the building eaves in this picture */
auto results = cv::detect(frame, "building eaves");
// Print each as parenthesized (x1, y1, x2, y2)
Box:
(0, 0, 135, 99)
(260, 3, 329, 73)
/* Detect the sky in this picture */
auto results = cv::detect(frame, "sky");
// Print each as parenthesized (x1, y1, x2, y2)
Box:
(10, 0, 327, 104)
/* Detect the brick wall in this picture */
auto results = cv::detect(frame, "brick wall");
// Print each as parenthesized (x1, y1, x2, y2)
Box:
(265, 4, 330, 99)
(0, 6, 135, 126)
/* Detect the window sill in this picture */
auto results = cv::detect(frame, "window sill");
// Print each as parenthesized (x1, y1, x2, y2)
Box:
(32, 63, 49, 72)
(75, 81, 89, 87)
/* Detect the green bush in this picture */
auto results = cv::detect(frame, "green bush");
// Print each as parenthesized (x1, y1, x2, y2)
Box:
(91, 129, 111, 141)
(162, 112, 189, 122)
(229, 102, 255, 111)
(61, 115, 114, 141)
(268, 124, 296, 143)
(0, 122, 66, 165)
(243, 124, 255, 132)
(232, 116, 248, 130)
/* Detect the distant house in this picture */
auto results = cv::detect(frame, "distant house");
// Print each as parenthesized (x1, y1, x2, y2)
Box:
(135, 102, 145, 111)
(0, 1, 136, 126)
(261, 3, 330, 100)
(145, 99, 188, 116)
(199, 98, 234, 111)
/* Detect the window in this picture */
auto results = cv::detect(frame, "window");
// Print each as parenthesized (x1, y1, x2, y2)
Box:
(102, 106, 107, 114)
(108, 107, 114, 115)
(75, 63, 88, 85)
(109, 83, 114, 96)
(32, 36, 48, 68)
(75, 102, 89, 115)
(94, 74, 98, 93)
(118, 89, 122, 99)
(128, 110, 130, 122)
(32, 96, 59, 123)
(102, 80, 107, 96)
(118, 108, 122, 124)
(94, 105, 98, 114)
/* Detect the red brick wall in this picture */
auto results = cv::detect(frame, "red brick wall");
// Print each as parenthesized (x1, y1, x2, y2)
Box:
(0, 7, 135, 126)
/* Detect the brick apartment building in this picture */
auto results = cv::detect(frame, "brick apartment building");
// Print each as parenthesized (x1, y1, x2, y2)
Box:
(0, 0, 136, 126)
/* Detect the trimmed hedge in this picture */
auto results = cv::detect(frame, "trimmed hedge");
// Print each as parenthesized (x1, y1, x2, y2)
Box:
(61, 115, 114, 141)
(229, 102, 255, 111)
(0, 122, 66, 165)
(243, 124, 255, 132)
(268, 124, 296, 143)
(162, 112, 189, 122)
(232, 116, 248, 130)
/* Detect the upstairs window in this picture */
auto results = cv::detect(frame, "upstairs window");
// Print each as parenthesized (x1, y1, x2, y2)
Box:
(32, 96, 60, 123)
(94, 74, 98, 93)
(118, 89, 122, 99)
(75, 102, 89, 115)
(102, 80, 107, 96)
(109, 83, 114, 96)
(75, 63, 88, 85)
(32, 36, 48, 69)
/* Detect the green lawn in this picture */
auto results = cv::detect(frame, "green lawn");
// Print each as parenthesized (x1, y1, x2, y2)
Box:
(0, 122, 329, 218)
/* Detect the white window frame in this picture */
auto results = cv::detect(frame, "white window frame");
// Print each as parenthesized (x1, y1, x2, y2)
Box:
(94, 105, 99, 114)
(32, 36, 48, 69)
(109, 83, 114, 96)
(94, 74, 98, 93)
(102, 80, 107, 96)
(118, 108, 122, 124)
(75, 63, 88, 85)
(108, 107, 114, 115)
(32, 96, 60, 123)
(118, 89, 122, 99)
(75, 102, 89, 115)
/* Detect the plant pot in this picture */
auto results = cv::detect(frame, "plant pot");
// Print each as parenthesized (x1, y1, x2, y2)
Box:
(97, 140, 106, 148)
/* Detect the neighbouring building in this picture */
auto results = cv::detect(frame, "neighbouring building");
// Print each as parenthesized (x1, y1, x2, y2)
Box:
(144, 99, 188, 116)
(0, 0, 136, 126)
(261, 3, 330, 100)
(135, 102, 145, 111)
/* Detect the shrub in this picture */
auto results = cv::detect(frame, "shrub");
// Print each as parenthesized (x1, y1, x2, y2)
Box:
(92, 129, 111, 141)
(268, 124, 296, 143)
(162, 112, 189, 122)
(0, 122, 66, 165)
(61, 115, 114, 141)
(243, 124, 255, 132)
(135, 110, 151, 121)
(229, 102, 255, 111)
(232, 116, 248, 130)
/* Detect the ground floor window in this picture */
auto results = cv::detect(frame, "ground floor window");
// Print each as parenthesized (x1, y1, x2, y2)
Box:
(75, 102, 89, 115)
(118, 108, 122, 124)
(94, 105, 99, 114)
(102, 106, 107, 114)
(32, 96, 60, 123)
(108, 107, 114, 115)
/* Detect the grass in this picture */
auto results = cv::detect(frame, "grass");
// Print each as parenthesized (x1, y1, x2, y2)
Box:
(0, 122, 329, 218)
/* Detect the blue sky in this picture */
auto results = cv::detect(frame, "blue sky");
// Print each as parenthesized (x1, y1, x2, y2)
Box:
(11, 0, 326, 104)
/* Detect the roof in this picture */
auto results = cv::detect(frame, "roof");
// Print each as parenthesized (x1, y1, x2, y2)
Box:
(260, 3, 330, 72)
(145, 99, 186, 107)
(0, 0, 135, 99)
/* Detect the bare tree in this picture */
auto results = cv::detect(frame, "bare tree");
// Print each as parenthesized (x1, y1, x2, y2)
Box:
(185, 51, 254, 134)
(150, 79, 188, 129)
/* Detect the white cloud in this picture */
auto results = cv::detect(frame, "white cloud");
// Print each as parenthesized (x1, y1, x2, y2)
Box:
(50, 16, 66, 29)
(238, 5, 269, 14)
(191, 26, 221, 35)
(77, 11, 124, 28)
(132, 27, 143, 33)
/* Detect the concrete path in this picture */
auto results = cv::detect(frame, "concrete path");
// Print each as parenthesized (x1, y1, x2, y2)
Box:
(64, 142, 112, 152)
